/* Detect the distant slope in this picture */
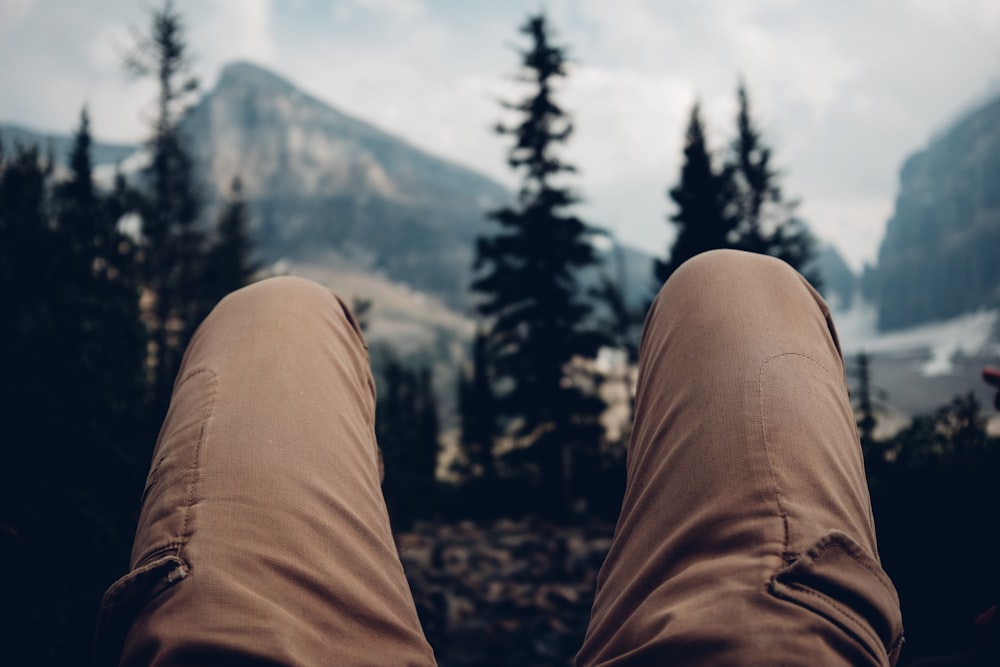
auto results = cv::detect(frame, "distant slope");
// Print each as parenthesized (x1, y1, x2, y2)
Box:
(870, 92, 1000, 330)
(2, 62, 657, 315)
(181, 61, 511, 309)
(0, 122, 135, 167)
(804, 243, 857, 310)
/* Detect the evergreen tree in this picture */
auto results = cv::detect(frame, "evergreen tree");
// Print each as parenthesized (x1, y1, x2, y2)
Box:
(125, 0, 206, 409)
(376, 357, 441, 527)
(457, 328, 498, 483)
(728, 81, 816, 274)
(203, 176, 260, 307)
(53, 108, 147, 443)
(472, 13, 603, 512)
(864, 392, 998, 661)
(854, 352, 878, 450)
(657, 84, 818, 287)
(1, 114, 147, 667)
(655, 102, 735, 283)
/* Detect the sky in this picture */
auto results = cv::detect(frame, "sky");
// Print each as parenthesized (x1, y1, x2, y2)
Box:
(1, 0, 999, 271)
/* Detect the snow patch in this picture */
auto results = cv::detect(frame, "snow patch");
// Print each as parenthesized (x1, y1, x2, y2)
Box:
(834, 297, 998, 377)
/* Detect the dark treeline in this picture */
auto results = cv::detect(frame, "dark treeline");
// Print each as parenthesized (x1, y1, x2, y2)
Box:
(0, 3, 257, 665)
(854, 353, 1000, 664)
(422, 13, 820, 527)
(656, 82, 816, 286)
(384, 12, 1000, 666)
(1, 3, 997, 667)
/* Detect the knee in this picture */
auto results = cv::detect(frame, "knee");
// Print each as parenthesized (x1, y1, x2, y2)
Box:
(673, 248, 797, 285)
(195, 276, 368, 358)
(647, 249, 820, 337)
(203, 276, 360, 340)
(655, 249, 804, 306)
(217, 276, 336, 315)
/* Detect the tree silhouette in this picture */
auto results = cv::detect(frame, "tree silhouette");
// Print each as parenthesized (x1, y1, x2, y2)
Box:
(376, 357, 442, 527)
(203, 176, 260, 307)
(864, 391, 999, 662)
(457, 328, 498, 484)
(655, 102, 735, 284)
(657, 83, 818, 287)
(1, 113, 147, 667)
(854, 351, 878, 450)
(125, 0, 207, 410)
(472, 13, 603, 512)
(728, 81, 816, 275)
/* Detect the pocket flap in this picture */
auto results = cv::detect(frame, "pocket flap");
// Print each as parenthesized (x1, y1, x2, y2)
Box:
(94, 553, 189, 666)
(771, 530, 904, 665)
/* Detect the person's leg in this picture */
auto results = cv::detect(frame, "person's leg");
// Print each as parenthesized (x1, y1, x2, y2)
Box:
(577, 250, 903, 667)
(96, 277, 435, 667)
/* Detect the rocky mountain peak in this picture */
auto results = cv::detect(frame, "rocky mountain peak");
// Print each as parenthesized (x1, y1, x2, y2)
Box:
(186, 60, 407, 202)
(869, 92, 1000, 330)
(178, 60, 511, 307)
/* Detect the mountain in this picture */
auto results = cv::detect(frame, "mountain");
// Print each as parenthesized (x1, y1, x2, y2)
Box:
(0, 122, 135, 167)
(179, 61, 656, 312)
(805, 243, 857, 311)
(869, 92, 1000, 331)
(178, 61, 658, 420)
(181, 61, 513, 309)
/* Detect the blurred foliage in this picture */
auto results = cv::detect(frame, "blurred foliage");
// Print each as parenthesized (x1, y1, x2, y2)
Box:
(376, 352, 443, 529)
(657, 82, 817, 286)
(0, 4, 259, 664)
(855, 375, 1000, 663)
(0, 116, 151, 667)
(0, 4, 995, 667)
(471, 13, 607, 516)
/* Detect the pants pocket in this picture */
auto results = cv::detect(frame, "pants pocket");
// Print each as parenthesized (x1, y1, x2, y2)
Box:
(770, 530, 904, 666)
(95, 550, 189, 666)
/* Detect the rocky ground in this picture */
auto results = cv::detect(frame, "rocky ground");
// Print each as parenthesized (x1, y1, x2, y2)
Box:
(396, 517, 615, 667)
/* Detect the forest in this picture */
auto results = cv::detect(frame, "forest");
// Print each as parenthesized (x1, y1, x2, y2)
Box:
(1, 2, 997, 666)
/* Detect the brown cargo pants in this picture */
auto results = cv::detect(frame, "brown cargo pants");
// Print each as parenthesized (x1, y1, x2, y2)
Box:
(96, 249, 903, 666)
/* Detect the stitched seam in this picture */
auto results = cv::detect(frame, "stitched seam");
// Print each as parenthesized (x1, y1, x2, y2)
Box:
(140, 455, 167, 506)
(779, 581, 888, 655)
(812, 540, 900, 604)
(177, 368, 218, 558)
(759, 351, 836, 558)
(134, 541, 186, 569)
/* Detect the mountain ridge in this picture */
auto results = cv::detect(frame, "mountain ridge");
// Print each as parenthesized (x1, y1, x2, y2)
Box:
(868, 90, 1000, 330)
(0, 121, 136, 167)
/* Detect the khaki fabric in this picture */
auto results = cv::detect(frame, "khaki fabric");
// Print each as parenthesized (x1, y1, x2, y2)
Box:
(96, 276, 435, 667)
(577, 250, 903, 666)
(97, 250, 902, 666)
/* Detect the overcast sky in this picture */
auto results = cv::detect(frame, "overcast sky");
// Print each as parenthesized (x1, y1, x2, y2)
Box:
(2, 0, 999, 270)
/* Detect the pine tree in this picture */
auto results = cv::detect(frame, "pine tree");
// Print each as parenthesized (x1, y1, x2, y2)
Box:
(854, 352, 877, 450)
(54, 108, 147, 438)
(203, 176, 260, 307)
(376, 357, 441, 526)
(457, 329, 498, 483)
(728, 81, 816, 274)
(125, 0, 206, 409)
(655, 102, 735, 284)
(472, 13, 603, 512)
(1, 113, 147, 667)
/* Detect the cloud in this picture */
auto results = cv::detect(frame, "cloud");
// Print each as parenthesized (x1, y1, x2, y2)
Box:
(193, 0, 278, 73)
(0, 0, 36, 34)
(561, 65, 693, 186)
(338, 0, 426, 20)
(574, 0, 680, 66)
(2, 0, 998, 268)
(906, 0, 1000, 27)
(797, 194, 895, 272)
